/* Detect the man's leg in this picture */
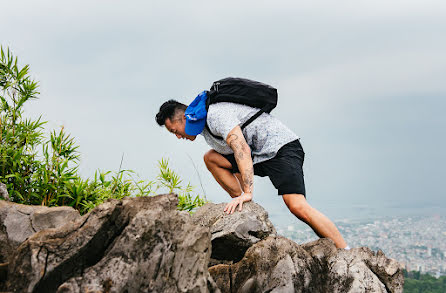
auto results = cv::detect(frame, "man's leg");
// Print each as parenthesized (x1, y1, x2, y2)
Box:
(282, 193, 347, 249)
(203, 150, 242, 198)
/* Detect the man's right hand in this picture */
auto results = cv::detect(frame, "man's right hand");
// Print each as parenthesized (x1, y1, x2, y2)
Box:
(224, 192, 253, 214)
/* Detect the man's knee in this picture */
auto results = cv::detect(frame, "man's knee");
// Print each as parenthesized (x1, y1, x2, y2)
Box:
(283, 194, 310, 222)
(204, 149, 222, 170)
(204, 150, 233, 172)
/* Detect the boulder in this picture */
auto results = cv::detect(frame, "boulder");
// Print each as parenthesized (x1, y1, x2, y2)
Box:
(6, 194, 217, 293)
(209, 236, 404, 293)
(192, 201, 276, 262)
(326, 246, 404, 293)
(0, 200, 80, 263)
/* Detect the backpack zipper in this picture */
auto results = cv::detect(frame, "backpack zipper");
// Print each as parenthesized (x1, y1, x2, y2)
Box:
(213, 82, 220, 92)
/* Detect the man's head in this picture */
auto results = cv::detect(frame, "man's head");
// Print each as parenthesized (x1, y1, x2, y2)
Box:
(156, 99, 197, 141)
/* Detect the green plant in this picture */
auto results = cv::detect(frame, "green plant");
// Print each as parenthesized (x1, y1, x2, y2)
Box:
(0, 46, 45, 203)
(71, 159, 207, 215)
(157, 158, 207, 212)
(36, 127, 80, 206)
(0, 47, 81, 206)
(74, 169, 138, 214)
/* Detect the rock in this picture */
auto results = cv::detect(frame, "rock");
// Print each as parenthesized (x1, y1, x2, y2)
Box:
(0, 183, 9, 201)
(57, 207, 213, 292)
(6, 194, 217, 293)
(327, 247, 404, 293)
(0, 200, 80, 263)
(209, 236, 316, 292)
(209, 236, 404, 293)
(192, 201, 276, 262)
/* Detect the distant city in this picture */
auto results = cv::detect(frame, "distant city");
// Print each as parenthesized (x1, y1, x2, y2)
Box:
(277, 215, 446, 277)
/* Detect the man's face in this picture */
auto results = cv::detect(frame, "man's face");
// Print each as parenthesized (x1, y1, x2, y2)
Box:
(165, 115, 197, 141)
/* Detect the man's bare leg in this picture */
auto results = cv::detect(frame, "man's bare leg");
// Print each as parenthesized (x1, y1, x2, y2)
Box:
(204, 150, 348, 249)
(283, 193, 347, 248)
(203, 150, 242, 198)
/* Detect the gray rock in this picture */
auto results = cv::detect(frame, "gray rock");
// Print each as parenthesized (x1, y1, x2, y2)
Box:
(57, 208, 212, 292)
(209, 235, 314, 293)
(0, 200, 80, 263)
(326, 247, 404, 293)
(0, 183, 9, 201)
(209, 236, 404, 293)
(6, 194, 217, 293)
(192, 201, 276, 262)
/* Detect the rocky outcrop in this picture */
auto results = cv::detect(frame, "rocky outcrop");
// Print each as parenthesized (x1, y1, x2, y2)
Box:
(1, 194, 403, 293)
(6, 194, 215, 293)
(192, 202, 276, 263)
(209, 236, 403, 292)
(0, 200, 80, 263)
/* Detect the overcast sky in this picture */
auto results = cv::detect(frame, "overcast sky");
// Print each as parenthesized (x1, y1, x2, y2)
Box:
(2, 0, 445, 223)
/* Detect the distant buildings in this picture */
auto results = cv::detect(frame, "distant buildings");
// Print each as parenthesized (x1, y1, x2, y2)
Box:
(279, 215, 446, 277)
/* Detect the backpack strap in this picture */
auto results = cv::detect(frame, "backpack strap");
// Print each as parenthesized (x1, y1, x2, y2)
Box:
(205, 123, 224, 140)
(240, 104, 273, 129)
(205, 105, 271, 141)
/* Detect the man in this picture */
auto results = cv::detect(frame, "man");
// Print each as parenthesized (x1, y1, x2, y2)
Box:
(156, 91, 349, 249)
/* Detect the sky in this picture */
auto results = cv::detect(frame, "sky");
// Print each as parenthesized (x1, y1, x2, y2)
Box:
(1, 0, 445, 224)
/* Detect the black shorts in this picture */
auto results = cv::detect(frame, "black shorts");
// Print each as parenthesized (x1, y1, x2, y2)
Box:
(222, 139, 306, 196)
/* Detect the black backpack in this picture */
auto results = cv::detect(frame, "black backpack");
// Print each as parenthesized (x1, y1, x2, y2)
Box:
(205, 77, 278, 140)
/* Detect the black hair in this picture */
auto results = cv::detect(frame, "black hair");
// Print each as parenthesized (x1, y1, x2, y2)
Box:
(155, 99, 187, 126)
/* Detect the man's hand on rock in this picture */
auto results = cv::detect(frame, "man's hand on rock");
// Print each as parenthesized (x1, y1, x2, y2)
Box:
(224, 192, 253, 214)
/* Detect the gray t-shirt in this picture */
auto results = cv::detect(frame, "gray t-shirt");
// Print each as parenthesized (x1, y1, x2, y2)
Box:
(200, 102, 299, 164)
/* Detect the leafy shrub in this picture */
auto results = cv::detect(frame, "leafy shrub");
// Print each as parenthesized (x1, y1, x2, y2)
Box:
(0, 46, 45, 204)
(0, 46, 207, 214)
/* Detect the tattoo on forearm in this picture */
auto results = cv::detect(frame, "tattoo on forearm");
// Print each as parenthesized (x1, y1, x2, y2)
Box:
(228, 129, 253, 193)
(235, 144, 245, 159)
(229, 134, 244, 159)
(228, 133, 238, 142)
(242, 167, 254, 193)
(228, 134, 239, 149)
(229, 135, 251, 159)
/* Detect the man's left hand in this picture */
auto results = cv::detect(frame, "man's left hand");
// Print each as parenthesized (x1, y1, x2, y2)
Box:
(224, 193, 253, 214)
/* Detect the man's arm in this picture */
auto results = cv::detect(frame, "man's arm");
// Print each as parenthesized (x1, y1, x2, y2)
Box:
(223, 125, 254, 214)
